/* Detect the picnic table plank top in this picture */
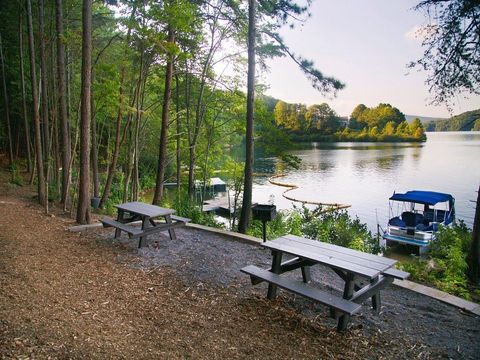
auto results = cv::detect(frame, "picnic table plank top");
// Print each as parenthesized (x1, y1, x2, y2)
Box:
(115, 201, 176, 218)
(263, 235, 397, 279)
(262, 237, 381, 279)
(281, 234, 397, 269)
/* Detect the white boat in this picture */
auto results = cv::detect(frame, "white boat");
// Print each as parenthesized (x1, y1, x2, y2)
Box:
(383, 190, 455, 252)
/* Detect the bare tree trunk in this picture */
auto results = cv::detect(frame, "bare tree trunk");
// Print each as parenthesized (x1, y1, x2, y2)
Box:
(132, 55, 147, 201)
(99, 4, 137, 209)
(56, 0, 71, 206)
(238, 0, 256, 233)
(91, 96, 99, 198)
(468, 186, 480, 284)
(19, 11, 32, 173)
(76, 0, 92, 224)
(152, 26, 175, 205)
(49, 37, 60, 197)
(0, 34, 14, 166)
(175, 73, 181, 195)
(38, 0, 50, 213)
(26, 0, 46, 206)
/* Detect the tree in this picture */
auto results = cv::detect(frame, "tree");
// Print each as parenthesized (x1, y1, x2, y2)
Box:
(409, 118, 426, 138)
(38, 0, 50, 211)
(0, 33, 13, 166)
(409, 0, 480, 105)
(238, 0, 256, 234)
(411, 1, 479, 282)
(473, 119, 480, 131)
(468, 186, 480, 284)
(99, 3, 137, 209)
(18, 10, 32, 174)
(77, 0, 92, 224)
(305, 103, 339, 134)
(152, 25, 175, 205)
(26, 0, 46, 207)
(383, 121, 396, 136)
(237, 0, 344, 232)
(56, 0, 71, 206)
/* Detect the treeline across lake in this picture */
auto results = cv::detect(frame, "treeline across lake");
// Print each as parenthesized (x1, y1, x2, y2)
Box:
(424, 109, 480, 132)
(270, 99, 426, 142)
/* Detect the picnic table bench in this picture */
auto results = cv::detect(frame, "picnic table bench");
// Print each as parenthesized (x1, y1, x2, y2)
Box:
(101, 201, 191, 248)
(241, 234, 409, 331)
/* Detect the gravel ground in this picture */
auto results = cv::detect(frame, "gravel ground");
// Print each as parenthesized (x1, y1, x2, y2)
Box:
(1, 164, 478, 359)
(105, 227, 480, 359)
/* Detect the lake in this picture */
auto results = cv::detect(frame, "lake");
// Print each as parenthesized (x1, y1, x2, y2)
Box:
(252, 132, 480, 233)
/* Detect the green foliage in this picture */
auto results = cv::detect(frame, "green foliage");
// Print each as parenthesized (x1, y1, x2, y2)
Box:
(409, 0, 480, 106)
(273, 100, 344, 134)
(272, 101, 426, 142)
(9, 162, 23, 186)
(425, 109, 480, 131)
(247, 205, 379, 254)
(167, 190, 224, 229)
(297, 206, 379, 253)
(399, 222, 473, 299)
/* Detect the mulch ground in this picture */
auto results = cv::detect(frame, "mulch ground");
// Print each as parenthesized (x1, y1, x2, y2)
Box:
(0, 168, 478, 359)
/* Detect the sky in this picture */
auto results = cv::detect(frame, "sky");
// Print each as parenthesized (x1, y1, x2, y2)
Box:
(260, 0, 480, 118)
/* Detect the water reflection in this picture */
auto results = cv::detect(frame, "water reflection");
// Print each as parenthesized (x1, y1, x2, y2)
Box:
(253, 132, 480, 231)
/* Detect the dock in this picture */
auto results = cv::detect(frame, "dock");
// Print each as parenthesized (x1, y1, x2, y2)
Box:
(202, 196, 234, 215)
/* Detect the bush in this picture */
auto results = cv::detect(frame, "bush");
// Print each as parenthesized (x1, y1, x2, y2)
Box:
(399, 222, 472, 299)
(247, 205, 379, 254)
(167, 190, 224, 229)
(297, 206, 379, 253)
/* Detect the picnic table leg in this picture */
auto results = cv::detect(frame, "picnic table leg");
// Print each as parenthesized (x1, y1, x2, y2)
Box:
(138, 217, 149, 248)
(337, 273, 356, 332)
(115, 210, 124, 238)
(301, 265, 311, 283)
(267, 250, 283, 300)
(165, 215, 177, 240)
(371, 277, 381, 311)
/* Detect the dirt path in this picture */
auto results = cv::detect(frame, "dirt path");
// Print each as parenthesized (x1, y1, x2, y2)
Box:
(0, 175, 478, 359)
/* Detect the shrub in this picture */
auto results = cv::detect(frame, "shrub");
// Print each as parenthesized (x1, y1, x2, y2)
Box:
(399, 222, 472, 299)
(168, 190, 224, 229)
(247, 205, 379, 254)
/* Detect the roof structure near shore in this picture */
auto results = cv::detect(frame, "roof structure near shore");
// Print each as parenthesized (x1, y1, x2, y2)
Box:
(389, 190, 454, 206)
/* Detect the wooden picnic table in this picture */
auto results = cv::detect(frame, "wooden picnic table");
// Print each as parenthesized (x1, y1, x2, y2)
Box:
(241, 234, 409, 331)
(101, 201, 190, 248)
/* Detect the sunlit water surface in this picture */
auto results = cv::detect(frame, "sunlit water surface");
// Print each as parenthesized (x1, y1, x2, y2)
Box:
(252, 132, 480, 232)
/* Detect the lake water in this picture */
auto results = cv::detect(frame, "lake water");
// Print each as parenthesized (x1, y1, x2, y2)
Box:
(252, 132, 480, 232)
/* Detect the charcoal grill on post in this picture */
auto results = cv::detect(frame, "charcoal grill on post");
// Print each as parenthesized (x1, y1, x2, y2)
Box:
(252, 204, 277, 242)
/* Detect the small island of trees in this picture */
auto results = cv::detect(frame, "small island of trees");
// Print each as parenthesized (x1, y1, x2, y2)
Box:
(271, 100, 426, 143)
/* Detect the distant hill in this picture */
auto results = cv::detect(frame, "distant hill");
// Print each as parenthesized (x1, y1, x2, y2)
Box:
(405, 115, 446, 124)
(423, 109, 480, 131)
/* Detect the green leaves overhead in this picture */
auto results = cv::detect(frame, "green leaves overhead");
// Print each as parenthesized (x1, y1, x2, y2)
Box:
(409, 0, 480, 106)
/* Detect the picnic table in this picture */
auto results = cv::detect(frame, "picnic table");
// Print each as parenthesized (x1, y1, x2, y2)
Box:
(241, 234, 409, 331)
(101, 201, 190, 248)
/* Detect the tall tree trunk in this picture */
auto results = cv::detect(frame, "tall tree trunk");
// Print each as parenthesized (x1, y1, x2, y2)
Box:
(175, 73, 181, 194)
(132, 55, 147, 201)
(38, 0, 50, 212)
(19, 11, 32, 173)
(76, 0, 92, 224)
(91, 95, 99, 198)
(152, 26, 175, 205)
(26, 0, 46, 206)
(238, 0, 256, 233)
(56, 0, 71, 206)
(0, 34, 14, 166)
(99, 4, 137, 209)
(38, 0, 50, 177)
(468, 186, 480, 284)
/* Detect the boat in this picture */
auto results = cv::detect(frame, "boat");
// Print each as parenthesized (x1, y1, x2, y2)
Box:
(383, 190, 455, 252)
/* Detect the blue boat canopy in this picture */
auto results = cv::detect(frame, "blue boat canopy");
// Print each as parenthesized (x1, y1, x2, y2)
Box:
(389, 190, 454, 206)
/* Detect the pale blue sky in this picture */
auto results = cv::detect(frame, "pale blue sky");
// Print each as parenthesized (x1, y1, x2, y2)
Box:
(261, 0, 480, 118)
